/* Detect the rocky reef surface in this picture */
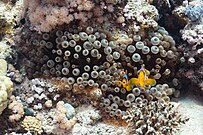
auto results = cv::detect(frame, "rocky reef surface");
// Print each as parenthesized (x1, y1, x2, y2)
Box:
(0, 0, 202, 135)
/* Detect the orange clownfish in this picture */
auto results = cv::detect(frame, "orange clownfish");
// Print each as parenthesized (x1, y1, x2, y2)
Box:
(122, 65, 156, 91)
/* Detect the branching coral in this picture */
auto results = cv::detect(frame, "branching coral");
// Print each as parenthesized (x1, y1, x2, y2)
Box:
(122, 100, 186, 134)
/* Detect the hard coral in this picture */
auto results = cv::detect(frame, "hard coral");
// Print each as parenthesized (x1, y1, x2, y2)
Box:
(174, 0, 203, 45)
(72, 105, 129, 135)
(124, 0, 159, 28)
(75, 105, 101, 125)
(14, 78, 61, 112)
(8, 95, 24, 122)
(55, 101, 76, 130)
(0, 74, 13, 115)
(123, 100, 186, 134)
(0, 41, 12, 59)
(0, 59, 7, 76)
(21, 116, 43, 134)
(181, 23, 203, 45)
(184, 2, 203, 22)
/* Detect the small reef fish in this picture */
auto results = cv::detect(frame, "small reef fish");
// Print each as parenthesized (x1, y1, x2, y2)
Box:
(122, 65, 156, 91)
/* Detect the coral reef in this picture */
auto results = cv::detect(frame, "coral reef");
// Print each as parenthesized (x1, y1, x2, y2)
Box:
(0, 15, 13, 39)
(173, 0, 203, 45)
(151, 0, 183, 14)
(101, 83, 180, 119)
(184, 2, 203, 22)
(179, 0, 203, 45)
(9, 0, 184, 134)
(14, 78, 60, 111)
(173, 0, 203, 92)
(1, 0, 200, 134)
(18, 25, 179, 87)
(15, 22, 181, 128)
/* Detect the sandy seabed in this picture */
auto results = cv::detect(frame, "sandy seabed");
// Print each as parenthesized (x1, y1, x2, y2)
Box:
(177, 93, 203, 135)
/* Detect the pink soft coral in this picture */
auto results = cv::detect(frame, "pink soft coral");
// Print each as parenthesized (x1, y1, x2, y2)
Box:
(25, 0, 95, 32)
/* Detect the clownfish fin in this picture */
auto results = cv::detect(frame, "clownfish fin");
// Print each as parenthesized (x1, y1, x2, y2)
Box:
(126, 85, 132, 91)
(145, 78, 156, 86)
(129, 78, 139, 86)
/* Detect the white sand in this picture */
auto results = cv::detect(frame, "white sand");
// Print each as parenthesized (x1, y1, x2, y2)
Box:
(176, 94, 203, 135)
